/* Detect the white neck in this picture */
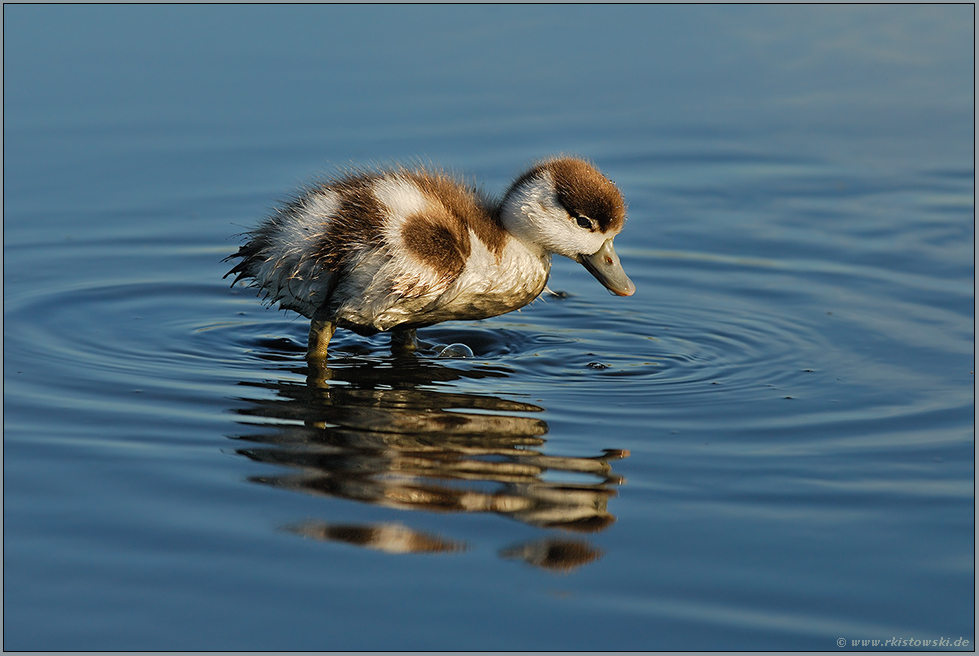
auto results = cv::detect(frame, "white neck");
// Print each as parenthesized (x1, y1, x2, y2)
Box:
(499, 173, 560, 257)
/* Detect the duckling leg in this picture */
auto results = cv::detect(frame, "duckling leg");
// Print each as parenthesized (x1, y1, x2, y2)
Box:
(390, 328, 419, 353)
(307, 315, 336, 360)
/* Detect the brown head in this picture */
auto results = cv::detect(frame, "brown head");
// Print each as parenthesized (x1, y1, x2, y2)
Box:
(499, 157, 634, 296)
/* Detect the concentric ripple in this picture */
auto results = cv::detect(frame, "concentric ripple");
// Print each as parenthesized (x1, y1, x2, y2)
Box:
(4, 252, 834, 418)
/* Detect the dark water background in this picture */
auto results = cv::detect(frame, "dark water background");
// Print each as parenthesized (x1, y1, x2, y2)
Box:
(4, 5, 974, 650)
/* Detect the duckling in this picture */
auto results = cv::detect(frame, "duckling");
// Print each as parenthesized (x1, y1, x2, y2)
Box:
(226, 156, 635, 359)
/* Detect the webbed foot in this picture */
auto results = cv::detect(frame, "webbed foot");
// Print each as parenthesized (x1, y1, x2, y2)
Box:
(307, 315, 336, 360)
(390, 329, 419, 353)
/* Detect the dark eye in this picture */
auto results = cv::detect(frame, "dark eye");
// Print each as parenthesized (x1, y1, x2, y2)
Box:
(575, 215, 592, 230)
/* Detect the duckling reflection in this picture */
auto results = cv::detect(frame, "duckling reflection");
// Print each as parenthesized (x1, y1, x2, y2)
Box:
(500, 538, 602, 573)
(229, 354, 628, 568)
(287, 521, 467, 554)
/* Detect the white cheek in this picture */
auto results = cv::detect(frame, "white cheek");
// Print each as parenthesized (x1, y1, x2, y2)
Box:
(543, 216, 583, 255)
(576, 229, 611, 255)
(532, 203, 610, 257)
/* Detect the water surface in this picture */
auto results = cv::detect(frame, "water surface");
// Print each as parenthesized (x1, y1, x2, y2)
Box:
(4, 5, 974, 650)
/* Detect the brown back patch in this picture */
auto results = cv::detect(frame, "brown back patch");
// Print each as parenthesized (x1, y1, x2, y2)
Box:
(401, 205, 471, 280)
(310, 172, 385, 272)
(405, 169, 508, 257)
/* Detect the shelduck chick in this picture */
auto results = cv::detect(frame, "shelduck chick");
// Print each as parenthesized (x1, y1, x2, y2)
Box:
(226, 156, 635, 359)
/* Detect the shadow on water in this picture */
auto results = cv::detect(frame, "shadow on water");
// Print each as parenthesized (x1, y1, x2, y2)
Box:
(228, 347, 629, 572)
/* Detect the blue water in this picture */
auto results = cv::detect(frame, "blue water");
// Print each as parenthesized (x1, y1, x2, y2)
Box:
(4, 5, 974, 650)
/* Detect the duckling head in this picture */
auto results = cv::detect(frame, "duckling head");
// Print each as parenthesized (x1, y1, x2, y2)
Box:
(499, 157, 635, 296)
